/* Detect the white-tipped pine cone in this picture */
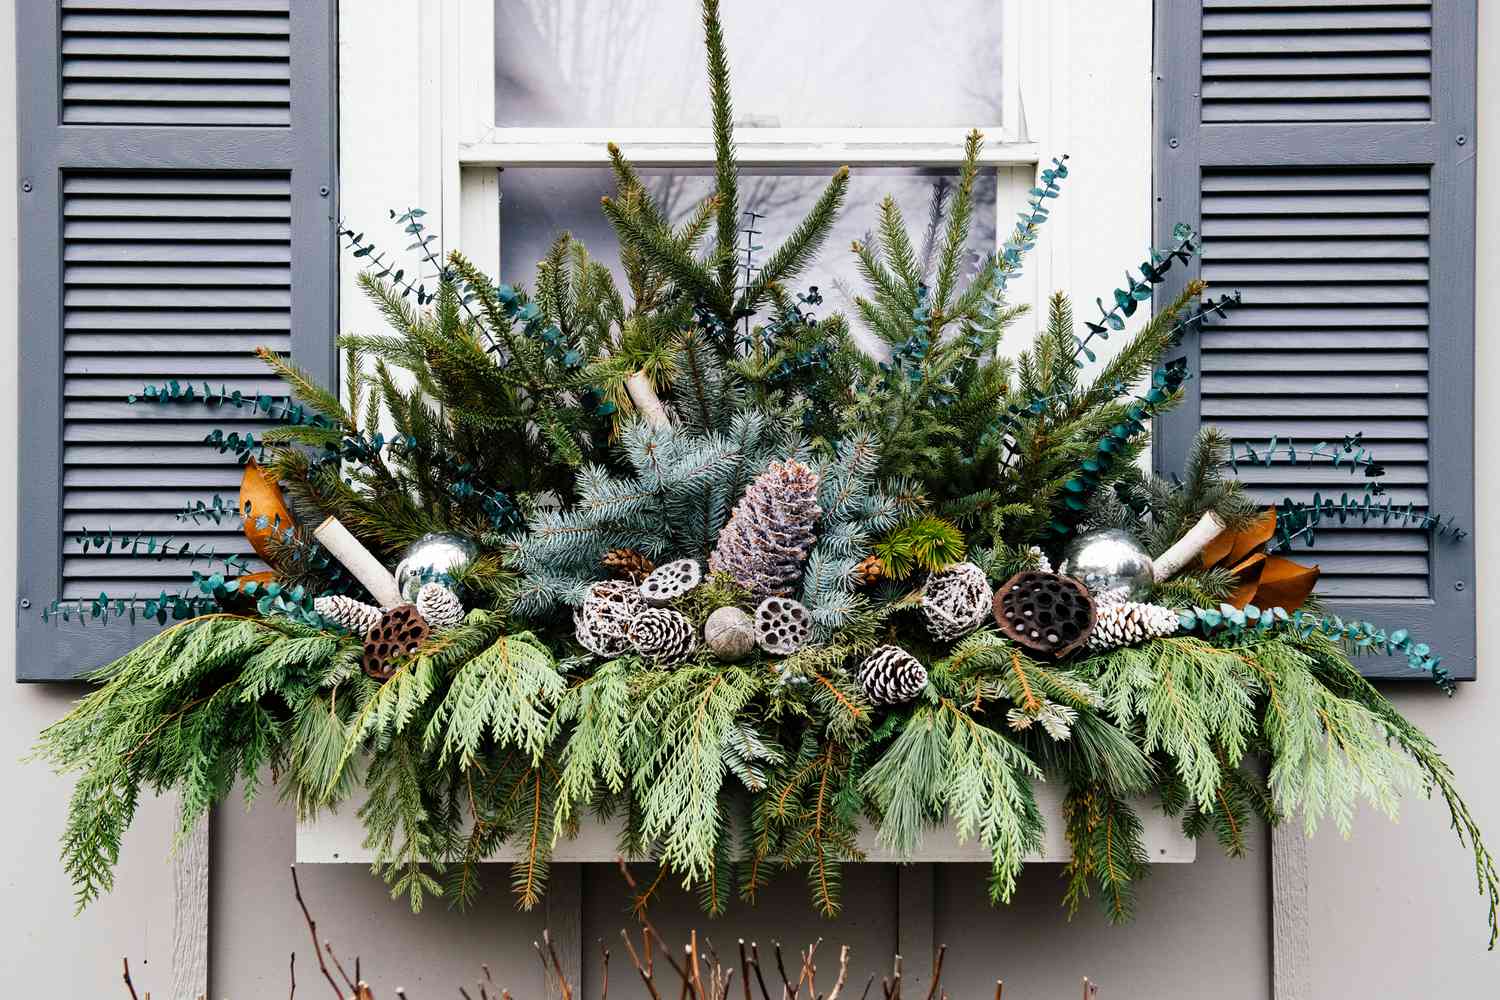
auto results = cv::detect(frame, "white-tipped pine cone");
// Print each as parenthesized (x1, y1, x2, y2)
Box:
(1086, 600, 1180, 651)
(857, 645, 929, 705)
(709, 459, 821, 600)
(628, 607, 697, 665)
(574, 580, 646, 657)
(920, 562, 992, 641)
(314, 594, 383, 636)
(415, 581, 465, 632)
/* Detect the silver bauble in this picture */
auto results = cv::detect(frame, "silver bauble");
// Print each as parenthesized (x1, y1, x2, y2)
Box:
(394, 532, 479, 602)
(1060, 529, 1155, 603)
(703, 606, 756, 662)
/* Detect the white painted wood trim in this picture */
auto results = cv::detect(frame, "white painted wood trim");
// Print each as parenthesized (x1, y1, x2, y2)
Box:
(460, 127, 1038, 168)
(297, 781, 1194, 865)
(1271, 825, 1311, 1000)
(171, 800, 210, 1000)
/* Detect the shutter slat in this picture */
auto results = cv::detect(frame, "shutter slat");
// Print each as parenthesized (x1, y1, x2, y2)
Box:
(62, 5, 291, 125)
(58, 171, 291, 599)
(1201, 5, 1433, 122)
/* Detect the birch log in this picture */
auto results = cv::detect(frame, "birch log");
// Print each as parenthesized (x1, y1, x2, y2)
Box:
(1153, 511, 1227, 582)
(313, 516, 402, 607)
(625, 370, 671, 429)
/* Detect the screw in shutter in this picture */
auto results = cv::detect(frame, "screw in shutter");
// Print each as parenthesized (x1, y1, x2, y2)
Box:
(1455, 581, 1466, 591)
(19, 598, 30, 609)
(1167, 138, 1179, 149)
(319, 185, 330, 197)
(1457, 135, 1468, 146)
(20, 179, 31, 193)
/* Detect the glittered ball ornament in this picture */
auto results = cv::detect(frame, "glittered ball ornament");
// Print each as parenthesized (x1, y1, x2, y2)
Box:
(394, 532, 479, 602)
(703, 606, 756, 662)
(1060, 528, 1155, 603)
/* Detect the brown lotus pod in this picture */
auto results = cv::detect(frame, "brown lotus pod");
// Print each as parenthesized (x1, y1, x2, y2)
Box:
(992, 570, 1096, 659)
(362, 603, 430, 680)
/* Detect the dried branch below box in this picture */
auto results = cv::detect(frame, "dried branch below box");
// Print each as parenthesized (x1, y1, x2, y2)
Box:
(117, 861, 1111, 1000)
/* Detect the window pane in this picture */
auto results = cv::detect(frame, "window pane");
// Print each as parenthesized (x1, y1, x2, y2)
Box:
(494, 0, 1006, 128)
(500, 167, 997, 352)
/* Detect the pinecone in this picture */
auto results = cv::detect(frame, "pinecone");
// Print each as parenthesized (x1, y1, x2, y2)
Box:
(575, 581, 646, 657)
(603, 547, 656, 582)
(415, 581, 465, 632)
(314, 594, 383, 636)
(1087, 601, 1180, 651)
(920, 562, 992, 641)
(853, 554, 886, 587)
(628, 607, 697, 665)
(857, 645, 929, 705)
(710, 459, 822, 600)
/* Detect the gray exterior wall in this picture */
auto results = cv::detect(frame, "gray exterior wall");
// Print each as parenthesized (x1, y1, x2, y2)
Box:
(2, 2, 1497, 997)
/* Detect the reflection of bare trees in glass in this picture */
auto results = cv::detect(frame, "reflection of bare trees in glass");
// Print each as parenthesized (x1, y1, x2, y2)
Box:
(494, 0, 1006, 129)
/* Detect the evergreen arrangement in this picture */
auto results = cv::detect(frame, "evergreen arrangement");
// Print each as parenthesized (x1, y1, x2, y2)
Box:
(35, 0, 1497, 948)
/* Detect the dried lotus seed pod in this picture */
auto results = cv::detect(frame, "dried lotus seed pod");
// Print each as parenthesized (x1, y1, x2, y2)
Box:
(754, 596, 812, 656)
(638, 558, 703, 605)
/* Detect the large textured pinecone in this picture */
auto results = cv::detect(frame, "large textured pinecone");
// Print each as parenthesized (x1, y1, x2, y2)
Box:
(920, 562, 992, 641)
(1087, 600, 1180, 651)
(710, 459, 822, 600)
(602, 547, 656, 582)
(314, 594, 383, 636)
(857, 645, 929, 705)
(628, 607, 697, 665)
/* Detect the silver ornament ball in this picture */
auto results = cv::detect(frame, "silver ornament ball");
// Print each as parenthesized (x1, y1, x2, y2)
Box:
(1061, 529, 1155, 602)
(703, 606, 756, 662)
(394, 532, 479, 602)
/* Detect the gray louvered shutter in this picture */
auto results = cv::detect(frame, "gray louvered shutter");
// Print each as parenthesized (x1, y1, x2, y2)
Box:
(1154, 0, 1476, 679)
(16, 0, 337, 680)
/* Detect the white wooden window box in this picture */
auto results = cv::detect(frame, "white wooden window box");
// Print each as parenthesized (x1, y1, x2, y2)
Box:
(296, 782, 1195, 865)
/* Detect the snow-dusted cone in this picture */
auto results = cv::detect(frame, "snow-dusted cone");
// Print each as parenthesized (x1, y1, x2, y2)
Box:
(710, 459, 822, 600)
(314, 594, 383, 636)
(628, 607, 697, 665)
(1087, 600, 1180, 651)
(415, 581, 465, 632)
(857, 645, 929, 705)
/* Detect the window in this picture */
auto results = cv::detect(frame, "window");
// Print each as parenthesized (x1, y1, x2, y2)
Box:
(473, 0, 1032, 350)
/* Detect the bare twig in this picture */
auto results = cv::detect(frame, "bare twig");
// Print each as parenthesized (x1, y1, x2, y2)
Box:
(994, 981, 1003, 1000)
(290, 866, 345, 1000)
(122, 958, 140, 1000)
(858, 974, 875, 1000)
(1082, 978, 1097, 999)
(328, 942, 357, 992)
(750, 943, 773, 1000)
(621, 928, 664, 1000)
(616, 858, 690, 982)
(289, 952, 296, 1000)
(825, 947, 851, 1000)
(923, 945, 946, 1000)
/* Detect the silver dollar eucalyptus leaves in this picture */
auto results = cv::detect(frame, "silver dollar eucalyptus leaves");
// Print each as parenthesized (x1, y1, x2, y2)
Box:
(639, 558, 703, 605)
(1060, 528, 1155, 603)
(394, 532, 479, 602)
(754, 596, 812, 655)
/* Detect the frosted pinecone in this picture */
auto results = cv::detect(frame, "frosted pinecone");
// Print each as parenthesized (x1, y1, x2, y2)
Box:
(857, 645, 929, 705)
(920, 562, 992, 641)
(1029, 545, 1053, 574)
(628, 607, 697, 665)
(575, 580, 646, 657)
(1087, 600, 1181, 651)
(415, 581, 465, 632)
(710, 459, 821, 600)
(314, 594, 383, 636)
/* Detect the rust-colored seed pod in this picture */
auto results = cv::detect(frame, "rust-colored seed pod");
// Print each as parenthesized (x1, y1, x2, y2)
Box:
(992, 570, 1096, 659)
(362, 603, 430, 680)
